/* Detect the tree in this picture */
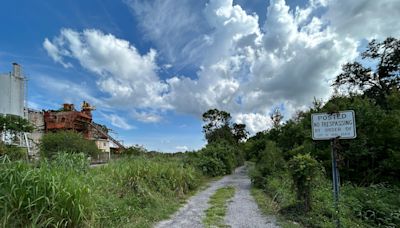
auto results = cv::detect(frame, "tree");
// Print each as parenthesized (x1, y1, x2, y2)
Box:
(333, 37, 400, 106)
(270, 108, 284, 128)
(0, 114, 34, 134)
(202, 109, 232, 143)
(232, 123, 248, 143)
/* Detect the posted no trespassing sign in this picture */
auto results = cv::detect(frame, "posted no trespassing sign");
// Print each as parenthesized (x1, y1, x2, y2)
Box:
(311, 110, 356, 140)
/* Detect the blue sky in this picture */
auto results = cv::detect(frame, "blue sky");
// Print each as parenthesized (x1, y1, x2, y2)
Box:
(1, 0, 398, 152)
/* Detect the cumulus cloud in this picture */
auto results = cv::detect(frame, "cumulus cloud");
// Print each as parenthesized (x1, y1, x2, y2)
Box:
(234, 113, 272, 134)
(45, 0, 398, 134)
(43, 29, 169, 109)
(323, 0, 400, 40)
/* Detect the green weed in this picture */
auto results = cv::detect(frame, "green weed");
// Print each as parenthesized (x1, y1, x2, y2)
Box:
(203, 186, 236, 228)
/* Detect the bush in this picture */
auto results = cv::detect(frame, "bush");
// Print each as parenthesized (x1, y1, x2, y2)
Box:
(40, 131, 99, 159)
(344, 184, 400, 227)
(0, 142, 27, 161)
(250, 141, 286, 187)
(288, 153, 320, 212)
(194, 141, 236, 176)
(123, 145, 147, 156)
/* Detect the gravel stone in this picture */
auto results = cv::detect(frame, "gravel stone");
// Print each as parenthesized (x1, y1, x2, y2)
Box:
(155, 166, 280, 228)
(224, 166, 280, 228)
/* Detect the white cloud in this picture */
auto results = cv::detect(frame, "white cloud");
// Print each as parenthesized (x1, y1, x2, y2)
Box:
(44, 0, 398, 135)
(323, 0, 400, 40)
(234, 113, 272, 134)
(43, 38, 72, 68)
(36, 74, 107, 108)
(43, 29, 169, 110)
(125, 0, 210, 68)
(132, 110, 162, 123)
(162, 0, 358, 133)
(102, 113, 134, 130)
(176, 145, 189, 151)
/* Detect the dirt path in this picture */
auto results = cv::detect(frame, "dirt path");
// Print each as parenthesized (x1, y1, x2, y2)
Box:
(155, 166, 279, 228)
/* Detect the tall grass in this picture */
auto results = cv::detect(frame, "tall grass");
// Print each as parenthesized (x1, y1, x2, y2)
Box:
(0, 156, 94, 227)
(0, 153, 205, 227)
(91, 156, 203, 227)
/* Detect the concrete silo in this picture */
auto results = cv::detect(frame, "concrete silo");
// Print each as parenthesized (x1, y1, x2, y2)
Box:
(0, 63, 25, 117)
(0, 63, 32, 158)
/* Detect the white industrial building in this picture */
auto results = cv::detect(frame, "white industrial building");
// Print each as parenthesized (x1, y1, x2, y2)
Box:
(0, 63, 32, 155)
(0, 63, 25, 117)
(1, 63, 123, 161)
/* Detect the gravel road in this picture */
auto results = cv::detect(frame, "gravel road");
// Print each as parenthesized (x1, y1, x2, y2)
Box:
(155, 166, 280, 228)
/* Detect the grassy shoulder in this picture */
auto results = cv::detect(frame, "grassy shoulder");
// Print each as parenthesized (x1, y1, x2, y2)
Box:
(250, 172, 400, 228)
(250, 187, 302, 228)
(203, 186, 236, 228)
(0, 154, 209, 227)
(90, 156, 207, 227)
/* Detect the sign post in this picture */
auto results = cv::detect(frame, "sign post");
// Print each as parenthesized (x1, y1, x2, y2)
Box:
(311, 110, 356, 228)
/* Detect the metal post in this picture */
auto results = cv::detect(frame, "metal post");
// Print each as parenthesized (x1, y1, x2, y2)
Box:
(331, 138, 341, 228)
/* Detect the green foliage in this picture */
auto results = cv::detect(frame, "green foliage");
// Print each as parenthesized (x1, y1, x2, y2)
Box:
(250, 141, 286, 188)
(91, 156, 203, 227)
(232, 123, 249, 143)
(202, 109, 231, 134)
(203, 186, 235, 228)
(0, 160, 95, 227)
(321, 95, 400, 183)
(193, 141, 237, 177)
(0, 153, 205, 227)
(202, 109, 248, 144)
(0, 114, 34, 133)
(333, 37, 400, 106)
(123, 144, 147, 156)
(288, 154, 320, 212)
(51, 152, 89, 173)
(40, 131, 99, 159)
(247, 37, 400, 227)
(343, 184, 400, 227)
(0, 142, 26, 161)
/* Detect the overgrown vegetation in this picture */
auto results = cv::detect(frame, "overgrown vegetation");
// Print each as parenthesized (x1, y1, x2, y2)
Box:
(203, 186, 236, 228)
(185, 109, 247, 177)
(0, 156, 94, 227)
(0, 152, 205, 227)
(0, 142, 27, 161)
(40, 131, 99, 159)
(248, 37, 400, 227)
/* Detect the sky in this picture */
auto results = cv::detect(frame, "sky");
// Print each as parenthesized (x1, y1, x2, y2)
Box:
(0, 0, 399, 152)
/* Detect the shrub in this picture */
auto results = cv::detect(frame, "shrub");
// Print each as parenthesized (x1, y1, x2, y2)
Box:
(195, 141, 236, 176)
(250, 141, 286, 187)
(288, 153, 320, 212)
(0, 142, 27, 161)
(40, 131, 99, 159)
(123, 145, 147, 156)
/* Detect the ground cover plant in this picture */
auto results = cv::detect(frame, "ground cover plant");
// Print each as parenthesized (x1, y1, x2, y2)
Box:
(203, 186, 235, 227)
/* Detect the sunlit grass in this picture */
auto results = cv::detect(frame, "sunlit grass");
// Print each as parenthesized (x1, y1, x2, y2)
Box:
(0, 154, 206, 227)
(203, 186, 235, 228)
